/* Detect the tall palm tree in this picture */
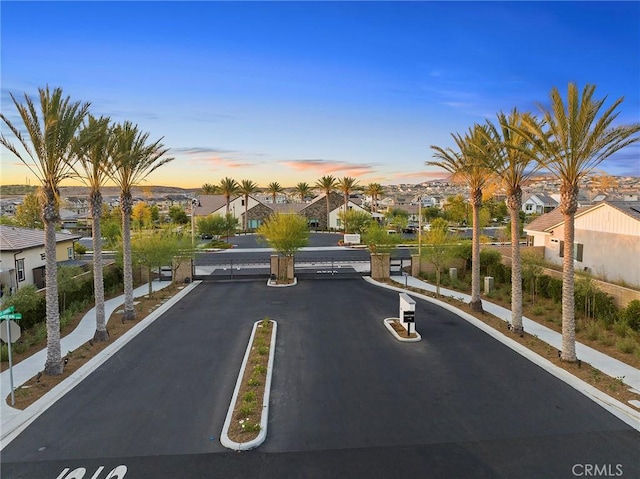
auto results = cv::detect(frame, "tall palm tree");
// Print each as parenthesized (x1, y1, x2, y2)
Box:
(337, 177, 360, 230)
(294, 182, 312, 202)
(365, 182, 384, 213)
(475, 109, 540, 334)
(238, 179, 258, 230)
(76, 115, 113, 342)
(522, 83, 640, 362)
(266, 181, 284, 205)
(0, 86, 89, 375)
(201, 183, 218, 194)
(219, 177, 239, 215)
(315, 175, 337, 230)
(108, 121, 173, 321)
(429, 125, 493, 312)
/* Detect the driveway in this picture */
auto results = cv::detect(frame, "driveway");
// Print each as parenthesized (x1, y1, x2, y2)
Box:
(2, 279, 638, 478)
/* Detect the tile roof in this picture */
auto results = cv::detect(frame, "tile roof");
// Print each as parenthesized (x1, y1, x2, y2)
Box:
(193, 195, 229, 216)
(0, 225, 81, 251)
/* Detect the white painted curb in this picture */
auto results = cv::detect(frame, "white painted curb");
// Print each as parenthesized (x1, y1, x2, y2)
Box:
(266, 278, 297, 288)
(364, 277, 640, 432)
(0, 281, 201, 449)
(220, 319, 277, 451)
(383, 317, 422, 342)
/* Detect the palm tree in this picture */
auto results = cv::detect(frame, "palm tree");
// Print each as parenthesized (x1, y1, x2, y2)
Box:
(201, 183, 218, 194)
(315, 175, 337, 230)
(76, 115, 113, 342)
(429, 125, 493, 312)
(108, 121, 173, 321)
(294, 182, 312, 202)
(0, 86, 89, 375)
(219, 177, 239, 215)
(238, 179, 258, 230)
(476, 109, 540, 334)
(266, 181, 284, 205)
(365, 182, 384, 213)
(522, 83, 640, 362)
(337, 177, 360, 230)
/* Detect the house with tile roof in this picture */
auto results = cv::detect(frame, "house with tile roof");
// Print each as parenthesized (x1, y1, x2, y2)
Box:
(524, 201, 640, 287)
(0, 225, 82, 294)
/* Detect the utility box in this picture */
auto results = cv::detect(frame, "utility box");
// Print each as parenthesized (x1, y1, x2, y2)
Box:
(399, 293, 416, 335)
(484, 276, 494, 294)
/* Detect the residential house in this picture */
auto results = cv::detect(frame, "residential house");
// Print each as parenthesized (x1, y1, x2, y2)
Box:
(0, 225, 81, 294)
(523, 201, 640, 287)
(522, 193, 558, 215)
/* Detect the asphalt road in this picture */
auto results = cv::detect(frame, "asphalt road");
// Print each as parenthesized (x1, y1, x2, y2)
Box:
(2, 279, 638, 479)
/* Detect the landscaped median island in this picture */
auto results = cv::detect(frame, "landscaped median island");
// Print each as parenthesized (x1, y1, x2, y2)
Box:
(384, 318, 421, 342)
(221, 317, 277, 450)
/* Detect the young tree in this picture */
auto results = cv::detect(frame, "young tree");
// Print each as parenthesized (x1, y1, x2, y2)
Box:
(197, 214, 228, 239)
(338, 209, 372, 234)
(107, 121, 173, 321)
(522, 83, 640, 361)
(421, 218, 452, 297)
(257, 213, 309, 282)
(131, 201, 153, 230)
(168, 205, 189, 224)
(0, 86, 89, 375)
(14, 191, 44, 229)
(362, 221, 402, 277)
(131, 230, 192, 297)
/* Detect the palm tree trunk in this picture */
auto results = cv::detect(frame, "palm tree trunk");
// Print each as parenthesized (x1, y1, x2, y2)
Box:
(244, 195, 249, 231)
(121, 192, 136, 320)
(91, 191, 108, 341)
(43, 190, 63, 375)
(326, 195, 330, 230)
(560, 184, 578, 362)
(469, 189, 483, 312)
(508, 189, 523, 333)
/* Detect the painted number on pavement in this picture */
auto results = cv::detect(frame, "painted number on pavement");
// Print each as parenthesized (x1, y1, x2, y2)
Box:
(55, 465, 127, 479)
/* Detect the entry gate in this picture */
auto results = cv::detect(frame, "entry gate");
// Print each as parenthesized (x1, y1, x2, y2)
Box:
(294, 256, 370, 279)
(192, 256, 271, 281)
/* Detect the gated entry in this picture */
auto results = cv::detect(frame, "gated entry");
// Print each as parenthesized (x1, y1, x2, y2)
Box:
(192, 256, 271, 280)
(294, 256, 370, 279)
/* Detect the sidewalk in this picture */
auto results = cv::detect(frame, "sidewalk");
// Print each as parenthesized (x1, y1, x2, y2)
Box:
(0, 280, 174, 437)
(387, 275, 640, 394)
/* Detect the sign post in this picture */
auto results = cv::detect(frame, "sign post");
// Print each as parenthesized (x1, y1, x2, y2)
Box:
(0, 311, 21, 406)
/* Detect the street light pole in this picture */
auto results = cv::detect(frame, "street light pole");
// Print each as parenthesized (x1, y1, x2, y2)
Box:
(418, 196, 422, 257)
(191, 198, 197, 248)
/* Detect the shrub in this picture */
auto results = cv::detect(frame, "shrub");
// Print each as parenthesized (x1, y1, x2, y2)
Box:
(621, 300, 640, 332)
(547, 277, 563, 303)
(480, 249, 502, 277)
(0, 285, 46, 329)
(616, 337, 637, 354)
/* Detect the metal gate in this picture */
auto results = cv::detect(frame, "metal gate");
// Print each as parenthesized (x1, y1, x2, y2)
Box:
(294, 256, 370, 279)
(192, 256, 271, 281)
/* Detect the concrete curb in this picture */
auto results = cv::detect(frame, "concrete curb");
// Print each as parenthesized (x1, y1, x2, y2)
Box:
(220, 319, 277, 451)
(0, 281, 201, 449)
(266, 278, 297, 288)
(383, 317, 422, 342)
(364, 277, 640, 432)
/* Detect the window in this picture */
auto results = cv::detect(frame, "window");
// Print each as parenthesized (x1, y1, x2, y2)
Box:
(68, 247, 74, 259)
(40, 253, 46, 261)
(559, 241, 583, 261)
(525, 204, 533, 211)
(16, 259, 25, 282)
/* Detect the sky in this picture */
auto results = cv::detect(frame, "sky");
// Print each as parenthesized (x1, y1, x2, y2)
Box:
(1, 1, 639, 189)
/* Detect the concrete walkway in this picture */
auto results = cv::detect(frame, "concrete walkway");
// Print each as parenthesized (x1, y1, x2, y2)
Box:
(0, 280, 173, 438)
(388, 275, 640, 393)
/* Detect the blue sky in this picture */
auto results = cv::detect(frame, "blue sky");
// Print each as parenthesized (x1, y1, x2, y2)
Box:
(1, 1, 639, 188)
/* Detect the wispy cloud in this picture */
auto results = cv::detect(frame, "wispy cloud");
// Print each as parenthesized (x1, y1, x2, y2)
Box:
(279, 159, 377, 177)
(174, 146, 257, 170)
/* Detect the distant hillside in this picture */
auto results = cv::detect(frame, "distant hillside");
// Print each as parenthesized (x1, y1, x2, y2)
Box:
(0, 184, 37, 196)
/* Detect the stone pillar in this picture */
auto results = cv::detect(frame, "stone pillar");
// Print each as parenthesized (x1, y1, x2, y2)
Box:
(173, 257, 193, 283)
(270, 255, 279, 281)
(371, 253, 390, 280)
(484, 276, 494, 294)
